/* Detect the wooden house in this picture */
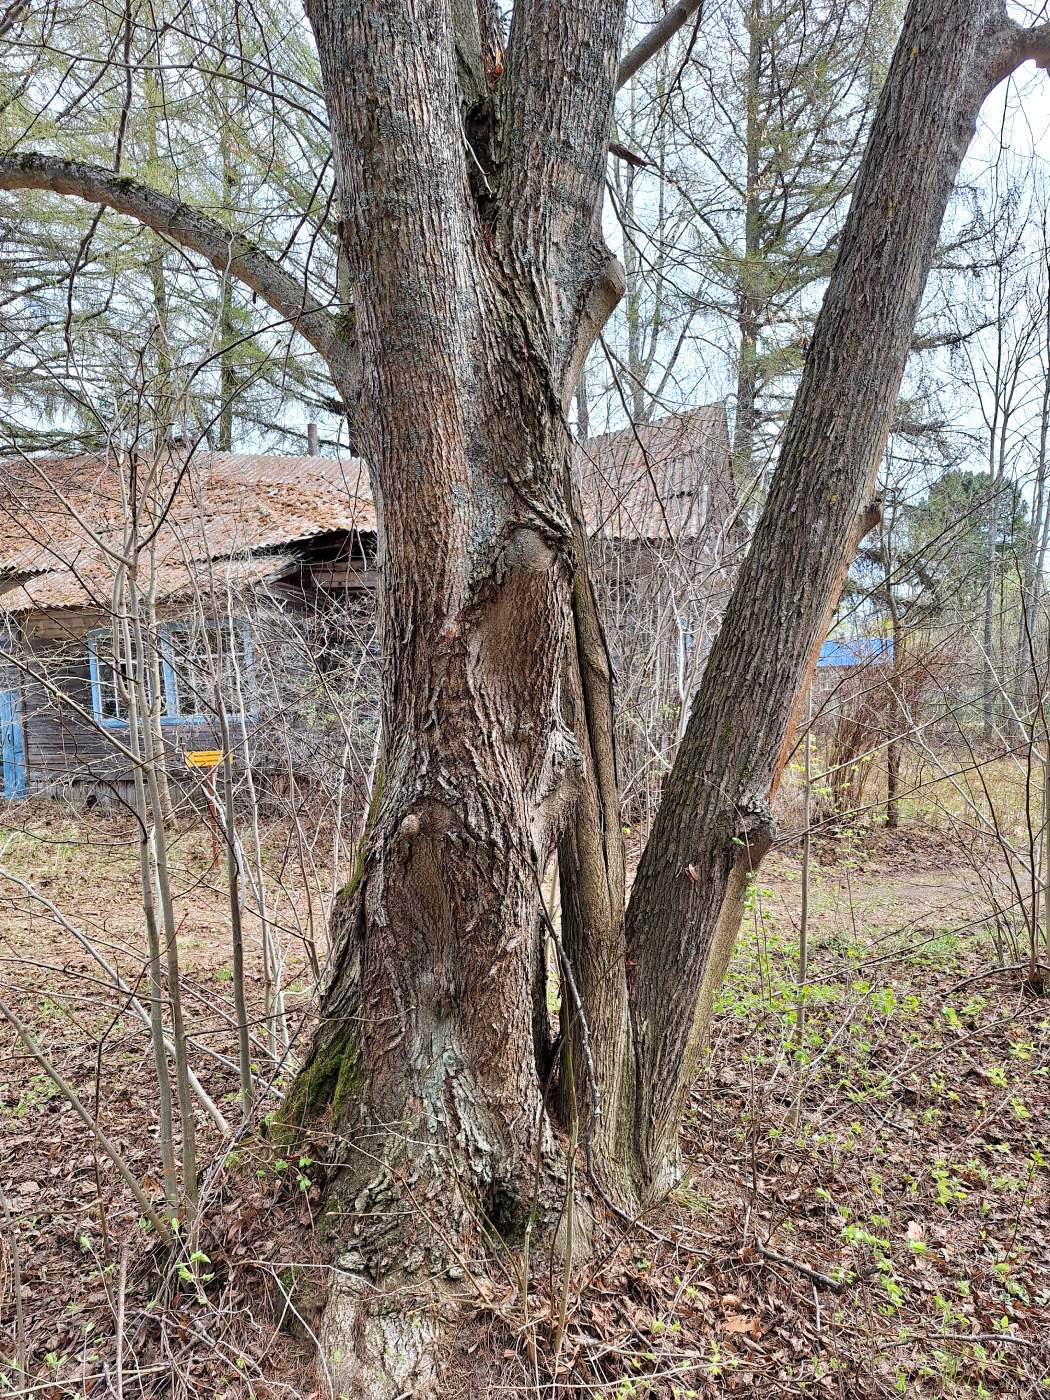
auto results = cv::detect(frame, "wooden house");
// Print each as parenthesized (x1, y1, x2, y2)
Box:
(0, 404, 737, 807)
(576, 403, 743, 819)
(0, 450, 377, 804)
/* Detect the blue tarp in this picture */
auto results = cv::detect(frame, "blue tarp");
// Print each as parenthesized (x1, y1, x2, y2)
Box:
(817, 637, 893, 669)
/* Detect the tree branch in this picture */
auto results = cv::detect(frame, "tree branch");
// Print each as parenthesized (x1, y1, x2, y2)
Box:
(0, 152, 350, 378)
(0, 0, 28, 37)
(1016, 20, 1050, 72)
(617, 0, 703, 89)
(982, 14, 1050, 90)
(499, 2, 627, 380)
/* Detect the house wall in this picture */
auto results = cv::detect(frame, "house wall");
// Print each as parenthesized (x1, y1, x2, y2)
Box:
(11, 582, 379, 808)
(17, 609, 123, 796)
(591, 535, 738, 823)
(5, 503, 740, 824)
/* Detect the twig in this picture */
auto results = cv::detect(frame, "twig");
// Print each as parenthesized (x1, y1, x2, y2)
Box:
(115, 1243, 128, 1400)
(0, 1180, 27, 1384)
(753, 1240, 846, 1293)
(0, 990, 170, 1237)
(0, 866, 230, 1134)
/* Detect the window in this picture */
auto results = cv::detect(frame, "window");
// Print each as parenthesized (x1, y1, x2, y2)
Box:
(164, 619, 253, 723)
(89, 644, 126, 724)
(87, 632, 155, 726)
(87, 619, 253, 727)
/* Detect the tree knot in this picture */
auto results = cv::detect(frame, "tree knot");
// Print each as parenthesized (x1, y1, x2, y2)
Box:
(731, 792, 776, 863)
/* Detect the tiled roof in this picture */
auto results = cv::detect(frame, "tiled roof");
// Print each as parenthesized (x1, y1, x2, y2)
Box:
(0, 451, 374, 612)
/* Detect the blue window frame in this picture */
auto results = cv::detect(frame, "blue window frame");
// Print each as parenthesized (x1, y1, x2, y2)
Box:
(0, 688, 26, 798)
(87, 619, 254, 728)
(86, 629, 136, 728)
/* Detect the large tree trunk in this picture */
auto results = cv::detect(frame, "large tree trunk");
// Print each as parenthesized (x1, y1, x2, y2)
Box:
(282, 2, 627, 1392)
(280, 3, 1050, 1383)
(616, 0, 1031, 1204)
(13, 0, 1043, 1393)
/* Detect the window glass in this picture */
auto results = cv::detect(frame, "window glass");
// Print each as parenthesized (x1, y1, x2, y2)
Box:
(92, 648, 125, 722)
(165, 619, 251, 721)
(88, 619, 251, 725)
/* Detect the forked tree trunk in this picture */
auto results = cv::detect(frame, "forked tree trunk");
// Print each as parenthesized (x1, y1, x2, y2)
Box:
(4, 3, 1046, 1396)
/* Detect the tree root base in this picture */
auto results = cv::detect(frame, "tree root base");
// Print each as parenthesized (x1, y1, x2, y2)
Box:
(319, 1268, 446, 1400)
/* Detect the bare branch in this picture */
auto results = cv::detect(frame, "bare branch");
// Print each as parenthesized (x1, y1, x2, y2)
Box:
(0, 153, 350, 378)
(0, 0, 28, 37)
(617, 0, 703, 89)
(982, 14, 1050, 90)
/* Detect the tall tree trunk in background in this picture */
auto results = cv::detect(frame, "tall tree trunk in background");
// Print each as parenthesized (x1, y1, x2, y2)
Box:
(216, 123, 238, 451)
(613, 0, 1035, 1203)
(217, 279, 236, 452)
(983, 420, 1005, 738)
(1014, 281, 1050, 708)
(142, 69, 176, 445)
(576, 360, 591, 440)
(731, 0, 762, 497)
(142, 75, 175, 826)
(979, 244, 1031, 740)
(618, 158, 648, 421)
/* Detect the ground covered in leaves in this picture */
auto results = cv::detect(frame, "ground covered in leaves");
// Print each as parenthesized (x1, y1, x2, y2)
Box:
(0, 810, 1047, 1397)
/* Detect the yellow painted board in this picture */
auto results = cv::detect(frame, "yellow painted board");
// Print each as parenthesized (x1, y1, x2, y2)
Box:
(185, 750, 223, 769)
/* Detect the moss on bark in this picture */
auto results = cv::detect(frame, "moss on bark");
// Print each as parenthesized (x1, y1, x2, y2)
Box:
(277, 1035, 360, 1137)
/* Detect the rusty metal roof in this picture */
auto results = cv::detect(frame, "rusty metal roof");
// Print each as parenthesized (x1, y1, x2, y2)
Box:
(0, 410, 730, 611)
(575, 403, 732, 541)
(1, 553, 294, 614)
(0, 450, 374, 612)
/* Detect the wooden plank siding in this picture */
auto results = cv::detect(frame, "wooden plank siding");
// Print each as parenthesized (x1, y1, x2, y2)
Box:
(10, 575, 380, 807)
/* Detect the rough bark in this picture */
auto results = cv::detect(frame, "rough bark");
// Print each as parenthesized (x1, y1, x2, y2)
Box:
(556, 509, 630, 1196)
(278, 2, 627, 1391)
(619, 0, 1040, 1203)
(4, 1, 1050, 1392)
